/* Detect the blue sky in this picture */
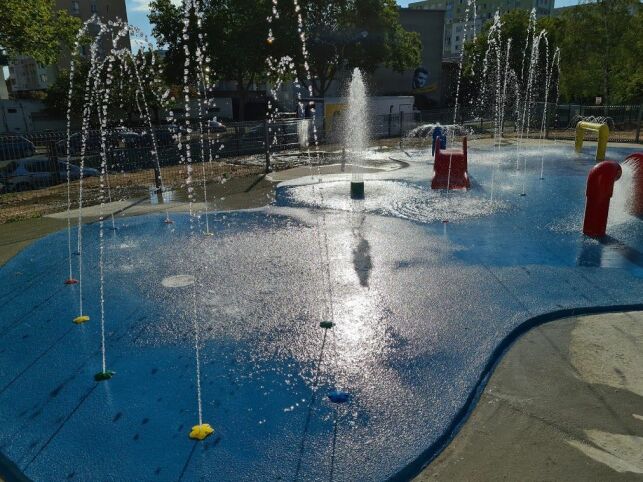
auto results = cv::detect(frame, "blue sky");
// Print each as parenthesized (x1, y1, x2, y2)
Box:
(126, 0, 582, 46)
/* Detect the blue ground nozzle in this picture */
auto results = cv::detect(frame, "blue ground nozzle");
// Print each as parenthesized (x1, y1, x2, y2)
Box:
(328, 390, 350, 404)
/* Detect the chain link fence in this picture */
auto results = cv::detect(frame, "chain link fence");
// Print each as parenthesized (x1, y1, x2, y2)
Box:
(0, 119, 306, 222)
(547, 104, 642, 143)
(1, 106, 641, 222)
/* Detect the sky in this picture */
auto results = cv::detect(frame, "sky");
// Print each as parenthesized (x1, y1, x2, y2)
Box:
(127, 0, 583, 47)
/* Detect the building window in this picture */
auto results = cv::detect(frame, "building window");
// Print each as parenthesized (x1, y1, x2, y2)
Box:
(91, 3, 97, 13)
(71, 1, 80, 15)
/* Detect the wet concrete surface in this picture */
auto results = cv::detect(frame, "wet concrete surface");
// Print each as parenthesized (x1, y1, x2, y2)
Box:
(0, 140, 641, 481)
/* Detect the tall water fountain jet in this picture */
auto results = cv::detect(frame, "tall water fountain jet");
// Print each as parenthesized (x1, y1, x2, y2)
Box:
(453, 0, 478, 126)
(539, 47, 561, 180)
(345, 68, 369, 200)
(179, 0, 213, 442)
(63, 16, 168, 306)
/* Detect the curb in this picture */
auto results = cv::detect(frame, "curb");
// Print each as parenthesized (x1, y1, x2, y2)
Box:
(388, 303, 643, 482)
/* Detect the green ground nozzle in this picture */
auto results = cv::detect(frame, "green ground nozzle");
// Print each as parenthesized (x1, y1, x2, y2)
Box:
(350, 182, 365, 200)
(319, 321, 334, 329)
(94, 370, 115, 382)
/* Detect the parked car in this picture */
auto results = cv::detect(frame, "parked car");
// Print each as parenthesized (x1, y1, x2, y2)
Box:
(0, 157, 98, 192)
(59, 161, 100, 181)
(164, 124, 187, 136)
(56, 132, 104, 156)
(0, 136, 36, 161)
(148, 129, 176, 147)
(208, 119, 227, 133)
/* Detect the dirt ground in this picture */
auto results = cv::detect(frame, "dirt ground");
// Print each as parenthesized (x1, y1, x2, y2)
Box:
(0, 162, 264, 224)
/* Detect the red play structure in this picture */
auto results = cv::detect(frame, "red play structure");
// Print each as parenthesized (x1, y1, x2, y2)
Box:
(583, 161, 622, 237)
(432, 136, 470, 190)
(623, 153, 643, 217)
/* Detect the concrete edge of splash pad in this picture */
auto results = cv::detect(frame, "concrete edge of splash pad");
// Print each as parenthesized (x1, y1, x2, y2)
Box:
(388, 303, 643, 482)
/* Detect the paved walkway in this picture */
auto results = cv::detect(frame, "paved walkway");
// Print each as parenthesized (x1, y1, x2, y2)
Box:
(417, 311, 643, 481)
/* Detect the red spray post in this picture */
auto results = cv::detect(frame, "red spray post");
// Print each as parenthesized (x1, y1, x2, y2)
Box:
(583, 161, 622, 237)
(623, 153, 643, 217)
(432, 136, 470, 190)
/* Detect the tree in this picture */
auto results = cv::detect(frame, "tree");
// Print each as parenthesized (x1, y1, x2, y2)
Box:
(455, 9, 561, 119)
(538, 0, 643, 105)
(0, 0, 80, 64)
(457, 1, 643, 111)
(44, 51, 168, 127)
(616, 6, 643, 104)
(277, 0, 421, 97)
(150, 0, 281, 121)
(557, 0, 642, 105)
(149, 0, 422, 118)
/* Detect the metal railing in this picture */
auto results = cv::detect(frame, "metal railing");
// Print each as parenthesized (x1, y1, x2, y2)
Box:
(1, 106, 641, 222)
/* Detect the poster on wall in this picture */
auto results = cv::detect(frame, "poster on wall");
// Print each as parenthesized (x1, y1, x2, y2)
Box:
(412, 67, 438, 110)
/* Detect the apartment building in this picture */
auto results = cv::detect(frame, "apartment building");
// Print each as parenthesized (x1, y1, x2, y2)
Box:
(409, 0, 554, 56)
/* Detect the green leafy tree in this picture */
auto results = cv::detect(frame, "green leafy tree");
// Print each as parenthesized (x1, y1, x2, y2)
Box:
(0, 0, 80, 64)
(454, 9, 559, 118)
(463, 1, 642, 107)
(616, 5, 643, 104)
(557, 0, 642, 104)
(44, 51, 167, 126)
(277, 0, 421, 96)
(149, 0, 422, 118)
(561, 0, 636, 103)
(150, 0, 280, 121)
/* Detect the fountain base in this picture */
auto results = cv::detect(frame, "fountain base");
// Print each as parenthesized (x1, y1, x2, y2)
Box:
(64, 278, 79, 285)
(189, 423, 214, 440)
(73, 315, 90, 325)
(320, 321, 334, 329)
(94, 370, 115, 382)
(350, 182, 365, 200)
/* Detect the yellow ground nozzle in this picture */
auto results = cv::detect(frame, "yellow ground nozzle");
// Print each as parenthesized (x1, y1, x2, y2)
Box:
(189, 423, 214, 440)
(73, 315, 90, 325)
(189, 423, 214, 441)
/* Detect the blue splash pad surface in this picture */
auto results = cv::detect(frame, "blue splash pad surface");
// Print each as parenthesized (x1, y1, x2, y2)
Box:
(0, 144, 641, 481)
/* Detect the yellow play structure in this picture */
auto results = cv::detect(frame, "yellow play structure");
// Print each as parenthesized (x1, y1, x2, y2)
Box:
(575, 121, 609, 162)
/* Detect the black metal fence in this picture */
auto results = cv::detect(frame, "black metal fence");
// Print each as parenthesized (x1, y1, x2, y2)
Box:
(1, 105, 641, 220)
(0, 118, 310, 194)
